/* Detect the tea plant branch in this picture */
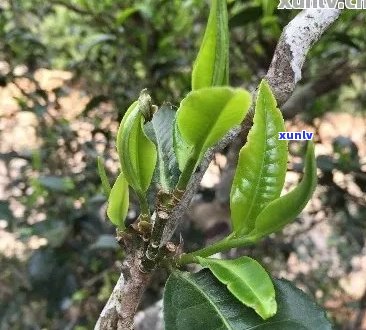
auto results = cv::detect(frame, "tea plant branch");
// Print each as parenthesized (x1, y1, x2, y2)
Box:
(161, 7, 343, 245)
(265, 7, 343, 105)
(94, 271, 125, 330)
(140, 191, 181, 271)
(95, 230, 152, 330)
(95, 7, 343, 330)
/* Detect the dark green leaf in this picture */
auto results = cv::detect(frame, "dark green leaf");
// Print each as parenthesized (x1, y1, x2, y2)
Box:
(230, 80, 287, 235)
(197, 256, 276, 319)
(252, 141, 317, 238)
(176, 87, 251, 171)
(164, 270, 332, 330)
(192, 0, 229, 90)
(151, 104, 180, 191)
(107, 172, 129, 229)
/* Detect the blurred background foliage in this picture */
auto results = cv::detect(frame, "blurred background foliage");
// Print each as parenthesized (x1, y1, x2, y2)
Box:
(0, 0, 365, 329)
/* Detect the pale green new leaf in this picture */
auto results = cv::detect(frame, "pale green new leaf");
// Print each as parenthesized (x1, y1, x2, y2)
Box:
(192, 0, 229, 90)
(107, 172, 129, 229)
(230, 80, 287, 235)
(116, 101, 138, 160)
(197, 256, 276, 319)
(252, 141, 317, 238)
(97, 156, 111, 197)
(117, 97, 157, 196)
(164, 270, 332, 330)
(176, 87, 251, 171)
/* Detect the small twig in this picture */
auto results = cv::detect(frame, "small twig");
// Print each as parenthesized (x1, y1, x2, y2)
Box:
(95, 7, 343, 328)
(95, 230, 151, 330)
(161, 7, 343, 246)
(140, 190, 182, 272)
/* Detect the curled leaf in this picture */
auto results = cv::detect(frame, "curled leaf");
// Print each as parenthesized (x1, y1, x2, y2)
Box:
(116, 101, 138, 160)
(117, 92, 157, 197)
(192, 0, 229, 90)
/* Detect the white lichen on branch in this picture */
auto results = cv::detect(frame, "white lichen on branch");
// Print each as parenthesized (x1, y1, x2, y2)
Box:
(284, 8, 342, 83)
(266, 7, 342, 105)
(94, 274, 124, 329)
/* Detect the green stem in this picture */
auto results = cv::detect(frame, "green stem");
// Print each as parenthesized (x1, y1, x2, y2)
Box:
(137, 192, 150, 217)
(176, 150, 199, 190)
(177, 235, 257, 266)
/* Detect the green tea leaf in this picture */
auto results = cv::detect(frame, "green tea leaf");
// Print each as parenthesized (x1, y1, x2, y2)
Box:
(164, 270, 332, 330)
(230, 80, 287, 235)
(107, 172, 129, 229)
(176, 87, 251, 171)
(116, 100, 138, 161)
(173, 117, 193, 174)
(117, 93, 157, 196)
(151, 104, 180, 191)
(252, 141, 317, 238)
(197, 256, 276, 319)
(97, 156, 111, 197)
(192, 0, 229, 90)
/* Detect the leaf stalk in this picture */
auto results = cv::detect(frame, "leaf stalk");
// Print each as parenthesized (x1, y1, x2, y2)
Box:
(177, 235, 257, 266)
